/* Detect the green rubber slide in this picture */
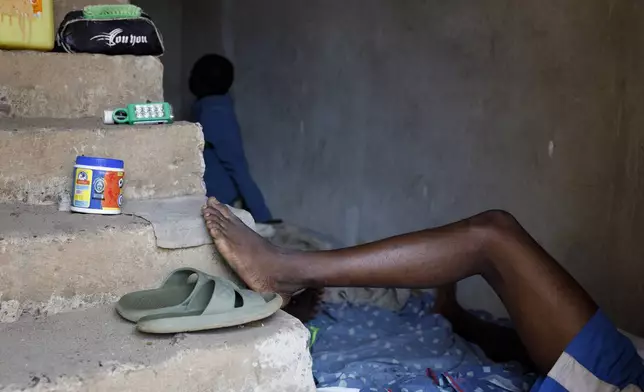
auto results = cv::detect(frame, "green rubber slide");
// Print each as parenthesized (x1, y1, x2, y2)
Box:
(116, 268, 211, 322)
(116, 268, 282, 333)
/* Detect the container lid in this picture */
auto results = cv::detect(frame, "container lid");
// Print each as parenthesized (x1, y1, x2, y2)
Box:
(76, 156, 124, 169)
(103, 110, 115, 125)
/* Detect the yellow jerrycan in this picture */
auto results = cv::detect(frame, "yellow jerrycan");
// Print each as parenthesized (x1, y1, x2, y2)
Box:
(0, 0, 55, 51)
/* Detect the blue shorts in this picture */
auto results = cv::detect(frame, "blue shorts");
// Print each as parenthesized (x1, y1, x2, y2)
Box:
(532, 310, 644, 391)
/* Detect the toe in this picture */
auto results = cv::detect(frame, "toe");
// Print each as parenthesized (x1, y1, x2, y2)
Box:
(207, 197, 221, 208)
(208, 224, 222, 238)
(203, 206, 216, 216)
(204, 207, 226, 220)
(217, 204, 234, 218)
(207, 217, 226, 231)
(205, 199, 236, 220)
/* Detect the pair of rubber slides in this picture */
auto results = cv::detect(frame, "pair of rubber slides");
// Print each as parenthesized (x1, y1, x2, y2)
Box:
(116, 268, 283, 333)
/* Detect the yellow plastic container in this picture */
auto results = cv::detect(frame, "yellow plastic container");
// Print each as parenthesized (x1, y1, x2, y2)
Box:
(0, 0, 55, 51)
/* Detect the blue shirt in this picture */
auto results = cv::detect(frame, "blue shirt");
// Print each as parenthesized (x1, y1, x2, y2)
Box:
(192, 94, 273, 223)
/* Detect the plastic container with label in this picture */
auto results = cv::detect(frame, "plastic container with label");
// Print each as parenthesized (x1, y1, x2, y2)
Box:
(0, 0, 55, 51)
(71, 156, 125, 215)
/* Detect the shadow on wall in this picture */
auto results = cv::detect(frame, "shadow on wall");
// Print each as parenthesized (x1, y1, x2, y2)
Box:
(131, 0, 225, 121)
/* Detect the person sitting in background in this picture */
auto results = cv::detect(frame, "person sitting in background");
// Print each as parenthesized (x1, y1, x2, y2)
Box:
(189, 54, 273, 223)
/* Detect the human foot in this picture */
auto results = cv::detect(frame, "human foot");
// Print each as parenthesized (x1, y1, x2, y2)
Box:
(202, 198, 303, 299)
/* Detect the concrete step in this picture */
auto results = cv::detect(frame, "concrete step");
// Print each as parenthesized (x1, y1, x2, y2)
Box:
(55, 0, 130, 27)
(0, 308, 314, 392)
(0, 51, 162, 119)
(0, 203, 236, 323)
(0, 118, 205, 204)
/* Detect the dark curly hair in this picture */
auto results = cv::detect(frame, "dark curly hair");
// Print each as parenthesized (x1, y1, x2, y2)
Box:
(189, 54, 235, 98)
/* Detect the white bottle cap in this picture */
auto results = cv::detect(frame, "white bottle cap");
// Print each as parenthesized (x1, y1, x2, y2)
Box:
(103, 110, 115, 125)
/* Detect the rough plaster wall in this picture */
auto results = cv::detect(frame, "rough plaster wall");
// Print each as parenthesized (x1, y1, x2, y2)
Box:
(132, 0, 184, 118)
(221, 0, 644, 333)
(133, 0, 227, 120)
(180, 0, 225, 121)
(605, 1, 644, 335)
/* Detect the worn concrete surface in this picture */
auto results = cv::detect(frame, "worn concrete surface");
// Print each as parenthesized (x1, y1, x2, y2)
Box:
(213, 0, 644, 333)
(54, 0, 129, 27)
(0, 118, 205, 204)
(0, 203, 237, 322)
(0, 51, 162, 119)
(0, 308, 314, 392)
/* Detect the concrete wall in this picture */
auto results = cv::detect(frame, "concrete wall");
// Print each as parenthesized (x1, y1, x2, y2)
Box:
(180, 0, 225, 121)
(131, 1, 228, 120)
(215, 0, 644, 334)
(605, 1, 644, 336)
(131, 0, 184, 118)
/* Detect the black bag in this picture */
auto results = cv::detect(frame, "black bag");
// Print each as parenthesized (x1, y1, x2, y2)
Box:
(56, 11, 164, 56)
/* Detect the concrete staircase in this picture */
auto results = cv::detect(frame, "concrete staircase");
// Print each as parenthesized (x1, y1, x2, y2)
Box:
(0, 5, 314, 391)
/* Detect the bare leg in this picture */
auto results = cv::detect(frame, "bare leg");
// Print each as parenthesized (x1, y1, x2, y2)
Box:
(203, 199, 597, 374)
(434, 285, 536, 370)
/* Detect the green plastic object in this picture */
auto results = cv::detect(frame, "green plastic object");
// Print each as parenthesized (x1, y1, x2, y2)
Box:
(83, 4, 142, 20)
(116, 268, 209, 323)
(104, 102, 174, 125)
(308, 326, 320, 349)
